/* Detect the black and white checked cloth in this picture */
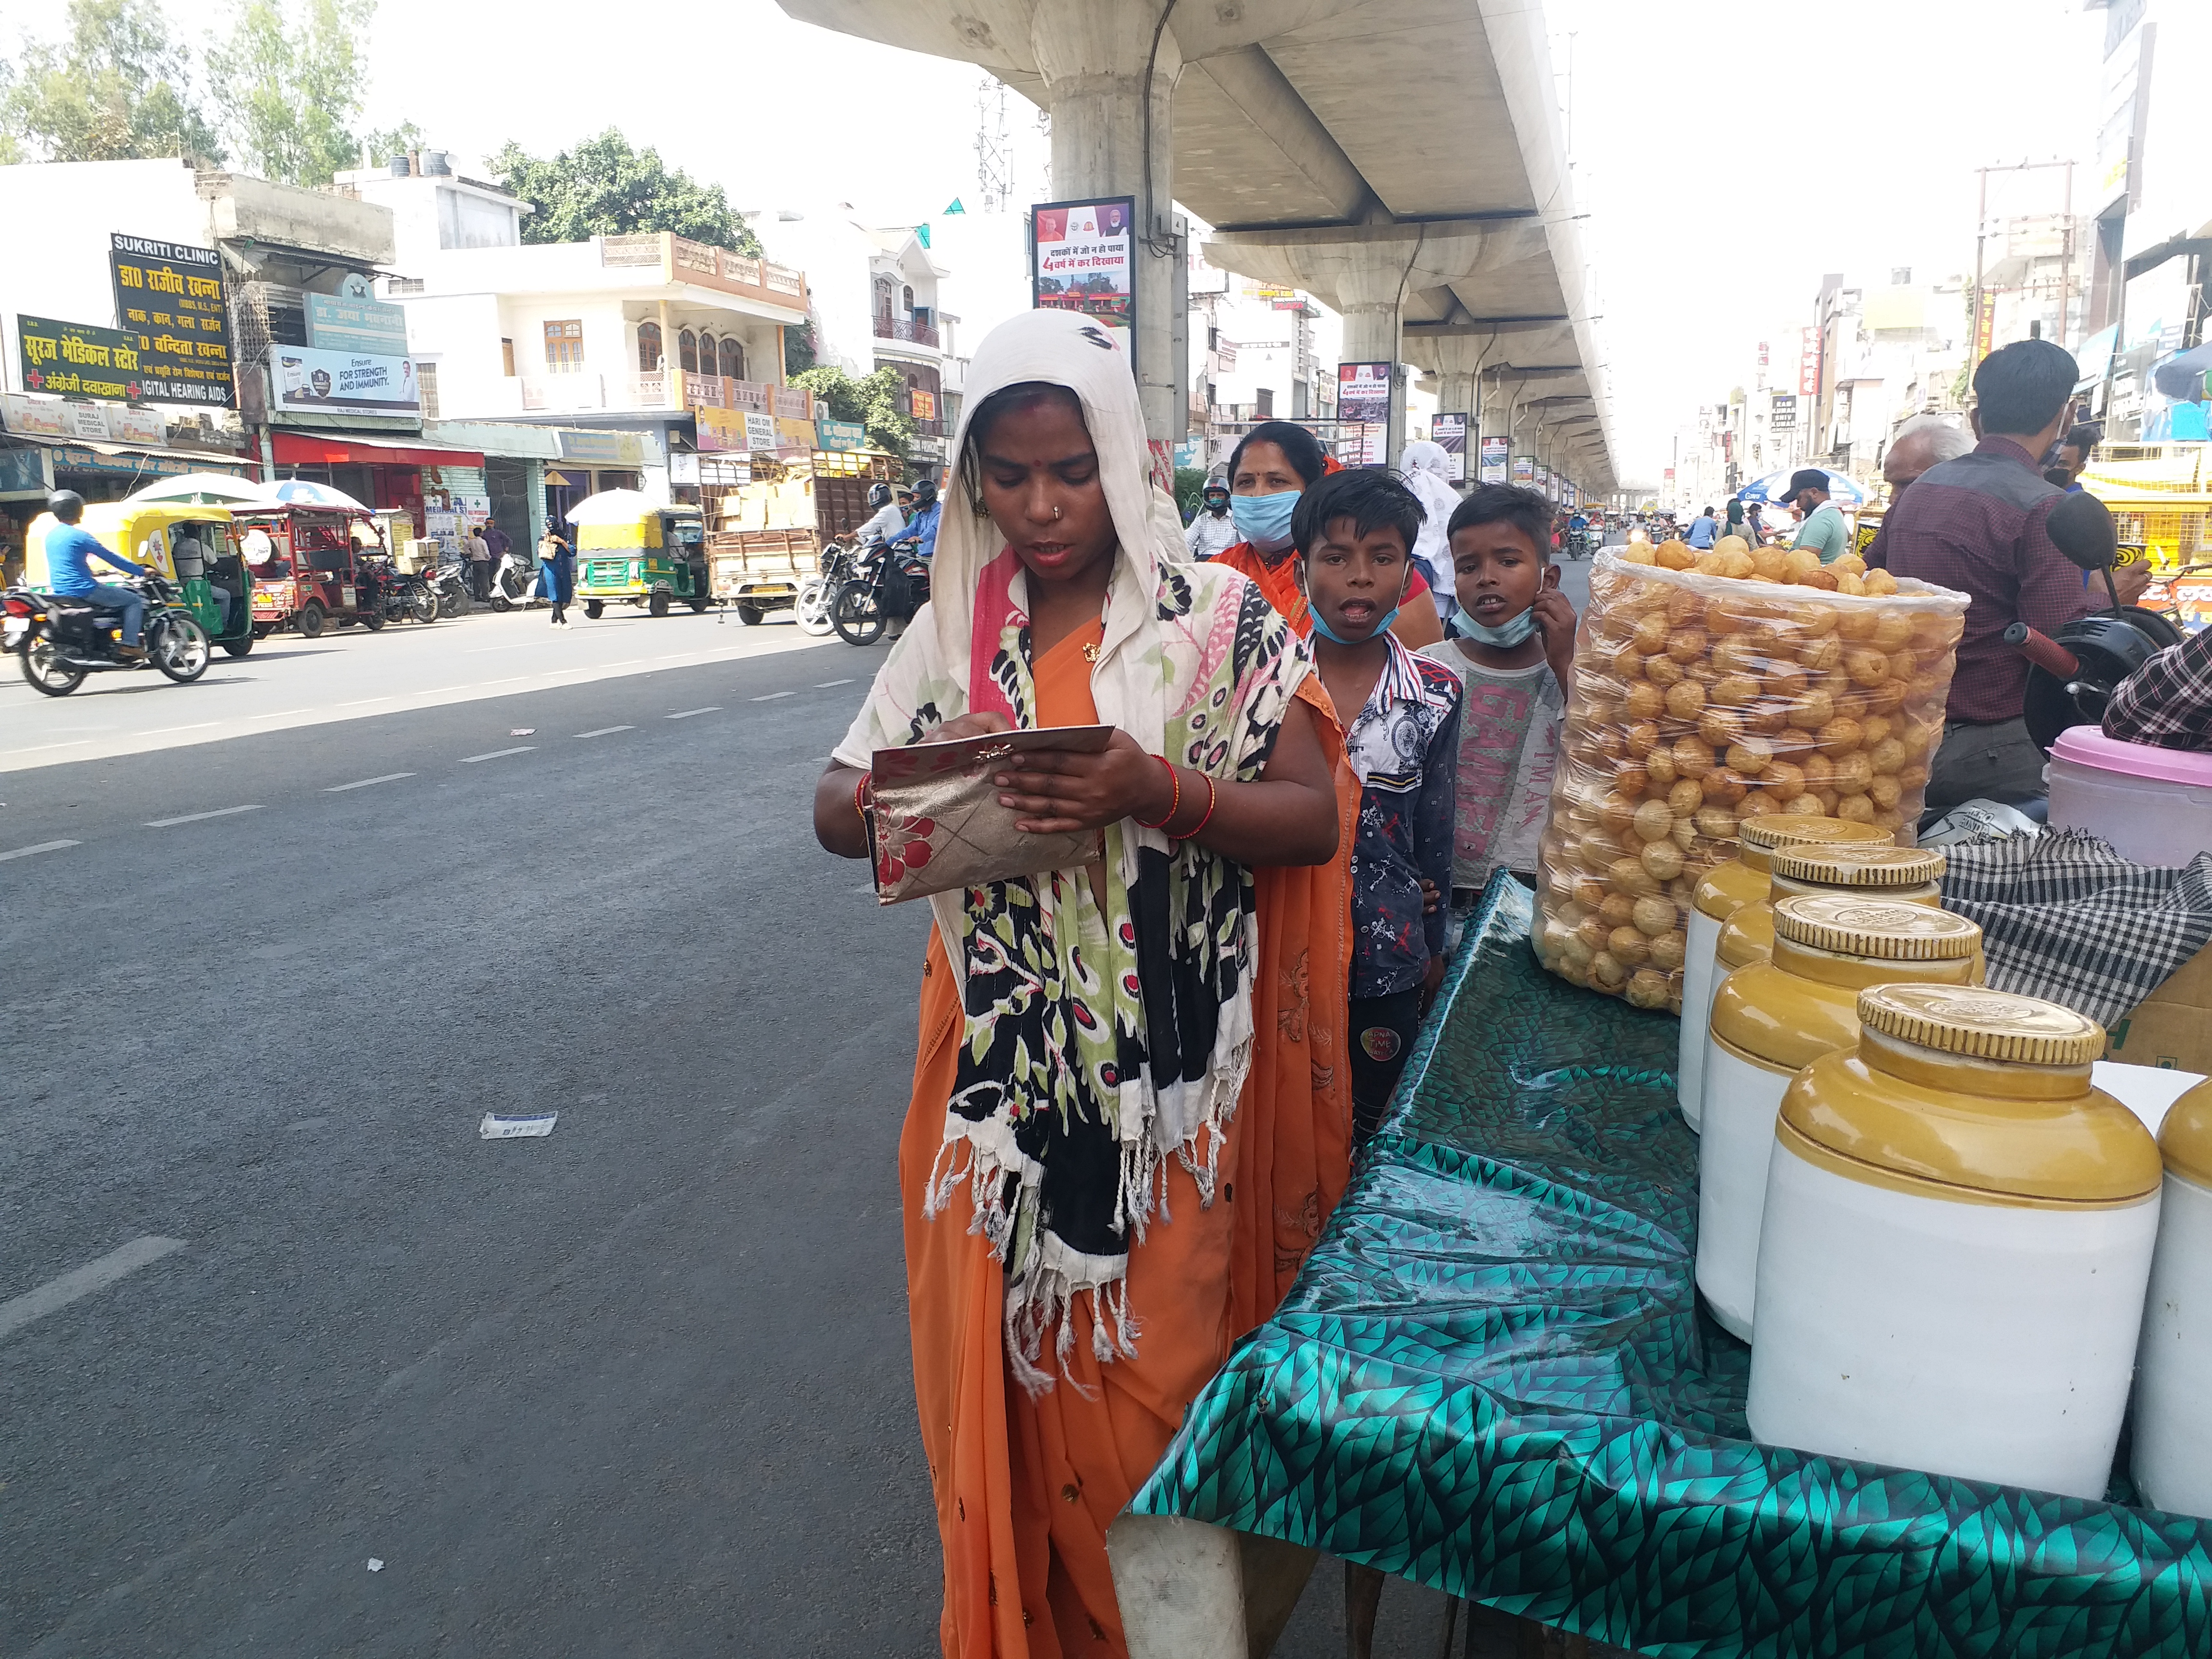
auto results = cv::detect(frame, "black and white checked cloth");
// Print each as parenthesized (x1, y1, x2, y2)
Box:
(1939, 829, 2212, 1029)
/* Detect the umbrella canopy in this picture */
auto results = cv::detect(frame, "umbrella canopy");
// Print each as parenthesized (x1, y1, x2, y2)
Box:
(564, 487, 675, 526)
(270, 478, 369, 512)
(1735, 468, 1871, 507)
(123, 471, 279, 507)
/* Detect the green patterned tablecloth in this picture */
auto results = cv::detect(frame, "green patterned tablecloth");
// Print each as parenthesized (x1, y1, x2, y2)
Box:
(1131, 875, 2212, 1656)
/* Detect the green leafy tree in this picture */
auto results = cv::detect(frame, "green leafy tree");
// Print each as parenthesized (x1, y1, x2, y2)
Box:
(489, 131, 760, 254)
(358, 120, 424, 168)
(1, 0, 223, 163)
(791, 364, 913, 461)
(207, 0, 371, 187)
(783, 317, 818, 379)
(1173, 466, 1209, 522)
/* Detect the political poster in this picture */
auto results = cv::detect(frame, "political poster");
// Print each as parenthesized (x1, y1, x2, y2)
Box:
(1336, 362, 1392, 465)
(1479, 435, 1510, 483)
(1513, 454, 1535, 484)
(109, 233, 234, 407)
(1430, 412, 1469, 481)
(1030, 197, 1135, 337)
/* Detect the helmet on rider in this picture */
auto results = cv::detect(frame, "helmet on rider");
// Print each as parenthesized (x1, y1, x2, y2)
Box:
(911, 478, 938, 506)
(866, 481, 893, 510)
(48, 490, 85, 524)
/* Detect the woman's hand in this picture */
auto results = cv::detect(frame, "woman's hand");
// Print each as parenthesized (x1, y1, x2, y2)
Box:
(993, 730, 1172, 835)
(922, 710, 1012, 745)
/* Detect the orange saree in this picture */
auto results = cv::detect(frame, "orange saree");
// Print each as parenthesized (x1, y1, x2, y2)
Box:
(899, 620, 1354, 1657)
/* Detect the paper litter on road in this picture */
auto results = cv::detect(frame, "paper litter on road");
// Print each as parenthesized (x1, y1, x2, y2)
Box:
(367, 1559, 385, 1572)
(509, 728, 535, 736)
(479, 1112, 557, 1140)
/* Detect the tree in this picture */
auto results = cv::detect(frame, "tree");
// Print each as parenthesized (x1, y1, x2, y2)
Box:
(358, 120, 424, 168)
(791, 365, 913, 461)
(1, 0, 223, 163)
(1173, 466, 1209, 523)
(489, 131, 760, 255)
(207, 0, 372, 187)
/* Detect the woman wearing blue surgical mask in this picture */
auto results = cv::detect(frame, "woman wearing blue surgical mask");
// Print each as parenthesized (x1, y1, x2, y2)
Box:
(1214, 421, 1443, 650)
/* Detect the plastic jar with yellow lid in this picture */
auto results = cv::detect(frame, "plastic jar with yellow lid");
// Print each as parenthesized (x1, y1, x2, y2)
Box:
(1747, 985, 2163, 1499)
(2131, 1077, 2212, 1517)
(1677, 817, 1892, 1130)
(1697, 896, 1983, 1339)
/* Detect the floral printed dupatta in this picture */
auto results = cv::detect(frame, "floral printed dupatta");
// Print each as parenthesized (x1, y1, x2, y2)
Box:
(834, 311, 1309, 1389)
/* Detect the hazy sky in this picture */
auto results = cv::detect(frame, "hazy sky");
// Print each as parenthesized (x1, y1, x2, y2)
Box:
(3, 0, 2109, 479)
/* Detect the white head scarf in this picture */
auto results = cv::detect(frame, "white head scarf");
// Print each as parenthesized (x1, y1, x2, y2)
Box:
(1399, 439, 1463, 615)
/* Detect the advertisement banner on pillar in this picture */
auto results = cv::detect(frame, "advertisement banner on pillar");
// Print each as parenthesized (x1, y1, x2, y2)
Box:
(1479, 436, 1510, 483)
(1030, 197, 1136, 342)
(1430, 413, 1468, 481)
(1513, 454, 1535, 485)
(1336, 362, 1391, 466)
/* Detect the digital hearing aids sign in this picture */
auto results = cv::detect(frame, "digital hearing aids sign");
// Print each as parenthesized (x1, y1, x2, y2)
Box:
(108, 233, 235, 407)
(1030, 197, 1136, 339)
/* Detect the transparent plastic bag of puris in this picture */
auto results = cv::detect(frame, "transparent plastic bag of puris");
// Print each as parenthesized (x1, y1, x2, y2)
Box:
(1532, 543, 1969, 1011)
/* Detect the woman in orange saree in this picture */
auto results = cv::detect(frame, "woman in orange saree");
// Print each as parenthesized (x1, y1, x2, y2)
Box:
(812, 311, 1343, 1657)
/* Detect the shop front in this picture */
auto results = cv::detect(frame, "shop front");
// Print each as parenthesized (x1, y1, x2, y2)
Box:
(545, 427, 657, 527)
(270, 432, 486, 543)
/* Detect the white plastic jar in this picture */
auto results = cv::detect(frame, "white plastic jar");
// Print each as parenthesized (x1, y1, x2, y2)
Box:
(1749, 985, 2163, 1500)
(2131, 1077, 2212, 1517)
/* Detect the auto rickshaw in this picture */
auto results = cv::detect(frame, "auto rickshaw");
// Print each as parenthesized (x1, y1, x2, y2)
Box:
(237, 506, 384, 638)
(22, 500, 258, 659)
(569, 490, 712, 618)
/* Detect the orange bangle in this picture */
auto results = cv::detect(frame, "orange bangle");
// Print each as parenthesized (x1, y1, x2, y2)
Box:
(1135, 756, 1180, 829)
(1173, 773, 1218, 841)
(854, 774, 869, 819)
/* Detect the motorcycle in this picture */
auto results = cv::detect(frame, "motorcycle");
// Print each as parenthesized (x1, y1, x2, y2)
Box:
(365, 557, 440, 626)
(429, 557, 473, 619)
(487, 549, 545, 612)
(794, 536, 855, 638)
(830, 541, 930, 647)
(6, 572, 213, 696)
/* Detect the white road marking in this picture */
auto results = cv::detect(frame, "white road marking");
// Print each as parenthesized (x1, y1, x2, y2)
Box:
(338, 696, 391, 708)
(412, 686, 469, 697)
(326, 772, 415, 792)
(0, 838, 80, 862)
(751, 691, 794, 702)
(574, 725, 633, 738)
(665, 706, 720, 719)
(0, 1236, 186, 1343)
(13, 740, 91, 753)
(146, 804, 263, 828)
(815, 679, 854, 688)
(249, 709, 313, 720)
(458, 746, 534, 763)
(468, 643, 540, 653)
(141, 721, 222, 735)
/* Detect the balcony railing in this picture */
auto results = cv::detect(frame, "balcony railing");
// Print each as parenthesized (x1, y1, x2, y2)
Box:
(872, 315, 941, 348)
(517, 365, 811, 421)
(595, 232, 809, 312)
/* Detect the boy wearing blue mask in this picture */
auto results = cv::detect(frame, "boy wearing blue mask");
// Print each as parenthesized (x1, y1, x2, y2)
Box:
(1417, 484, 1576, 933)
(1292, 468, 1462, 1142)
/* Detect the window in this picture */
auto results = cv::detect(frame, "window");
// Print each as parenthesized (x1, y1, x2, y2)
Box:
(679, 329, 698, 374)
(1255, 387, 1274, 418)
(719, 336, 744, 381)
(698, 333, 718, 378)
(419, 361, 441, 419)
(874, 276, 893, 319)
(542, 319, 584, 373)
(501, 337, 516, 376)
(637, 321, 662, 372)
(902, 284, 914, 313)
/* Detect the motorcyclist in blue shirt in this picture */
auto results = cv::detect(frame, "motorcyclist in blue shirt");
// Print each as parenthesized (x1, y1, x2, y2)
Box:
(885, 477, 940, 561)
(42, 491, 150, 658)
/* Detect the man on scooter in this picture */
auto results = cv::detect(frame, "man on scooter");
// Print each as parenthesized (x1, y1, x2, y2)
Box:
(854, 481, 904, 549)
(42, 491, 150, 660)
(884, 477, 939, 563)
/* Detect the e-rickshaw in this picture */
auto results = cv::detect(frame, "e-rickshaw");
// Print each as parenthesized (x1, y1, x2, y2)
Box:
(570, 492, 712, 618)
(237, 506, 384, 638)
(23, 500, 257, 659)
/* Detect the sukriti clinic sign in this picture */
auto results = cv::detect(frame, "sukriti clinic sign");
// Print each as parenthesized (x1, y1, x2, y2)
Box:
(109, 233, 234, 407)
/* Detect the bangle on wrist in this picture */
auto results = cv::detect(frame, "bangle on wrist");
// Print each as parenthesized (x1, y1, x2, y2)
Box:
(854, 774, 869, 820)
(1173, 772, 1218, 842)
(1135, 756, 1180, 830)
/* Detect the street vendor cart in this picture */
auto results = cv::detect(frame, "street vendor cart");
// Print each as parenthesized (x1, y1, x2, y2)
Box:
(703, 447, 902, 628)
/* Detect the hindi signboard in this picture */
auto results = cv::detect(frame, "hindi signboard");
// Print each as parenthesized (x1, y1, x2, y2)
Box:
(108, 233, 233, 407)
(1430, 412, 1469, 482)
(1479, 435, 1510, 483)
(1030, 197, 1135, 337)
(17, 315, 142, 403)
(308, 291, 409, 357)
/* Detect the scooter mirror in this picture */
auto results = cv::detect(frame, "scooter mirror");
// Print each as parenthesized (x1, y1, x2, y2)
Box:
(2046, 490, 2118, 573)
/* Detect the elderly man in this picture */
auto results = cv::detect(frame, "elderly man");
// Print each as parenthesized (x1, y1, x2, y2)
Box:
(1863, 415, 1974, 570)
(1878, 339, 2151, 814)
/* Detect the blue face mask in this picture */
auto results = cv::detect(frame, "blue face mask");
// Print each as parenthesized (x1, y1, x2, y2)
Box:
(1450, 606, 1539, 648)
(1309, 603, 1401, 646)
(1231, 489, 1300, 553)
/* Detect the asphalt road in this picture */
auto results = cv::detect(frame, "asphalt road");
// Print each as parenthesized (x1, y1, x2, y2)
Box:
(0, 628, 1467, 1657)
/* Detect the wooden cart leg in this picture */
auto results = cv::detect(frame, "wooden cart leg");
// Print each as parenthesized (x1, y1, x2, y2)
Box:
(1346, 1561, 1387, 1659)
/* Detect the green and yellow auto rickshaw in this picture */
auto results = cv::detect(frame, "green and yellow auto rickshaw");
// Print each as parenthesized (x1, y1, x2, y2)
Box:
(23, 499, 257, 658)
(569, 490, 712, 619)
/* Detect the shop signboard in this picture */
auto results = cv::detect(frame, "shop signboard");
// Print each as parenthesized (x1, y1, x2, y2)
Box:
(667, 453, 700, 486)
(1513, 455, 1535, 484)
(0, 447, 52, 497)
(1030, 196, 1135, 337)
(1336, 362, 1392, 465)
(108, 234, 233, 407)
(774, 416, 817, 451)
(1770, 393, 1798, 430)
(743, 411, 779, 454)
(556, 429, 646, 466)
(817, 418, 866, 451)
(274, 346, 420, 415)
(694, 408, 742, 453)
(1430, 412, 1469, 481)
(17, 315, 142, 403)
(308, 291, 409, 357)
(1479, 435, 1510, 483)
(911, 388, 937, 421)
(1797, 327, 1820, 397)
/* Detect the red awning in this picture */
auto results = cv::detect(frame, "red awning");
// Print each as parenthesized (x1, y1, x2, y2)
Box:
(272, 433, 486, 468)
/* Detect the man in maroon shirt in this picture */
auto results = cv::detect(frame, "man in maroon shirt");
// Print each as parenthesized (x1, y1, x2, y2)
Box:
(1878, 339, 2150, 814)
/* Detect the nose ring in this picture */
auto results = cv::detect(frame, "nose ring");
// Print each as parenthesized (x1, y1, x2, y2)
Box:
(1052, 506, 1062, 520)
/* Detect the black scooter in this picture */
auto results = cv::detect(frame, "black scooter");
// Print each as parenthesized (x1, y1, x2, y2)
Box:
(6, 572, 212, 697)
(830, 540, 931, 647)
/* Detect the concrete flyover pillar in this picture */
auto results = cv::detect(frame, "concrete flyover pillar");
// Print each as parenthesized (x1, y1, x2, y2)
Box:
(1405, 334, 1493, 458)
(1028, 0, 1184, 440)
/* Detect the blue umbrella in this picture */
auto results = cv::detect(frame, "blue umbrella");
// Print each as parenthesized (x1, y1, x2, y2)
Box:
(1735, 467, 1871, 507)
(271, 478, 369, 512)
